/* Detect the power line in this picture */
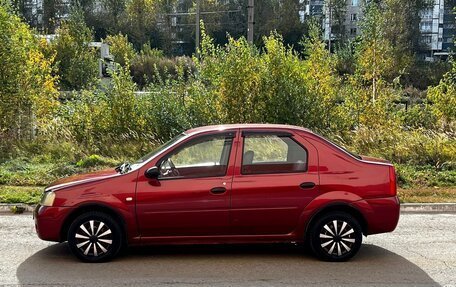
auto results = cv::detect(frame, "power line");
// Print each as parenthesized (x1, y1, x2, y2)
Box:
(164, 9, 241, 16)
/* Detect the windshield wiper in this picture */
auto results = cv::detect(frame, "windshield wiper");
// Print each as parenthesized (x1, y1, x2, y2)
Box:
(115, 162, 131, 174)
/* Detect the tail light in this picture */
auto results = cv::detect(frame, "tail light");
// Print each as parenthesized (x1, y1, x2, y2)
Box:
(389, 166, 397, 196)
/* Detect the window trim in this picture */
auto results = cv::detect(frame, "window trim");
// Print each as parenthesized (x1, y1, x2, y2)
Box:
(240, 132, 309, 176)
(241, 130, 292, 137)
(156, 132, 236, 181)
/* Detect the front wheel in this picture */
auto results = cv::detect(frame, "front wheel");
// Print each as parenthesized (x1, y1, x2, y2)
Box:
(309, 212, 363, 262)
(67, 212, 123, 262)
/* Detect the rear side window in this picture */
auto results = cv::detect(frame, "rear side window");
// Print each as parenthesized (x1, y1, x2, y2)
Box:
(241, 134, 307, 175)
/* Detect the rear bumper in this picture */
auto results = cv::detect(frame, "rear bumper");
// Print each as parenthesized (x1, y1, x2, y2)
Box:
(351, 196, 400, 235)
(34, 204, 73, 242)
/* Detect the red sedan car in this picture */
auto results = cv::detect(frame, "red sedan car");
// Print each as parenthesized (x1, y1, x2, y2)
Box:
(34, 124, 400, 262)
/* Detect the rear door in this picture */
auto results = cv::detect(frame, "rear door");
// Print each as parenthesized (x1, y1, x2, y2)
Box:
(230, 130, 319, 235)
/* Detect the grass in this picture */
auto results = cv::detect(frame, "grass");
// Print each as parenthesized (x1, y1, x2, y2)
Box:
(398, 187, 456, 203)
(0, 155, 119, 186)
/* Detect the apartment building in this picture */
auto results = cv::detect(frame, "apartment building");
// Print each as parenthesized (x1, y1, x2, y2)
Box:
(420, 0, 455, 60)
(303, 0, 454, 60)
(324, 0, 363, 41)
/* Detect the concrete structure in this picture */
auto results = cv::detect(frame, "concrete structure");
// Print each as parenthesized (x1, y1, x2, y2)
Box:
(324, 0, 363, 42)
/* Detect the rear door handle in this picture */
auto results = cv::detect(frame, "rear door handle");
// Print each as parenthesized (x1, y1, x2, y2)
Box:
(300, 182, 316, 189)
(210, 187, 227, 194)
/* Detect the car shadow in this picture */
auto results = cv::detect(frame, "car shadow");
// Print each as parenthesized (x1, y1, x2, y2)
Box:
(17, 243, 438, 286)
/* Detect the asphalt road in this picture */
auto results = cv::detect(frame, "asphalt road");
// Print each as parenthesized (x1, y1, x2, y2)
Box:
(0, 213, 455, 287)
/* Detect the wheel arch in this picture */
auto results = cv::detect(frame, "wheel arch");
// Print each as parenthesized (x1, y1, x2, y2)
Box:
(304, 203, 368, 238)
(60, 203, 128, 243)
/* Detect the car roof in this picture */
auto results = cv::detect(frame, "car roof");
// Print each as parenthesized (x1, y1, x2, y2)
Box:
(185, 124, 314, 135)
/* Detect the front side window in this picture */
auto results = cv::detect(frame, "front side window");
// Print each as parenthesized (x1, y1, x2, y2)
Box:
(242, 134, 307, 175)
(159, 134, 234, 179)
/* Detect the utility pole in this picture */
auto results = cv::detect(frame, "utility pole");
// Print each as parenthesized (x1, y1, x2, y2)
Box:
(195, 0, 201, 55)
(247, 0, 254, 44)
(328, 0, 332, 52)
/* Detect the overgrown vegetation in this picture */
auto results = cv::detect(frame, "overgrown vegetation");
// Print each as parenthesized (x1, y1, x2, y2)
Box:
(1, 1, 455, 204)
(0, 186, 42, 204)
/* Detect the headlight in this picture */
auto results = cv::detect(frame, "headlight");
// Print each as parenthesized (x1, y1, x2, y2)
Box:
(40, 191, 56, 207)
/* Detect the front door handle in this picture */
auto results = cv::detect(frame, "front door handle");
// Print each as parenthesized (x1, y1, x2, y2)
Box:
(300, 182, 316, 189)
(210, 187, 227, 194)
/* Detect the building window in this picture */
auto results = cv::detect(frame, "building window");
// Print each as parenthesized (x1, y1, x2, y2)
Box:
(351, 13, 357, 21)
(420, 22, 432, 32)
(350, 28, 357, 35)
(351, 0, 359, 6)
(422, 36, 432, 44)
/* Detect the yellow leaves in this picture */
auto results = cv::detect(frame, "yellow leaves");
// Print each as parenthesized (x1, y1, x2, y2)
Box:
(104, 34, 136, 67)
(0, 3, 59, 140)
(427, 79, 456, 123)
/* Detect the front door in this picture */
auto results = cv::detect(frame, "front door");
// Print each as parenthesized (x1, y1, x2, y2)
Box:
(230, 130, 320, 235)
(136, 131, 238, 237)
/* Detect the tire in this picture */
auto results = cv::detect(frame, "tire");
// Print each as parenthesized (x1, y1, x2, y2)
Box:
(67, 211, 123, 262)
(308, 212, 362, 262)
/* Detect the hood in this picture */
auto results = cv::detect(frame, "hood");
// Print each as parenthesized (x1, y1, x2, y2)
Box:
(45, 168, 119, 191)
(360, 155, 391, 164)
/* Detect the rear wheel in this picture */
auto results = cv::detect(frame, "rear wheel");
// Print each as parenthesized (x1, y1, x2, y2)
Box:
(309, 212, 362, 262)
(67, 212, 123, 262)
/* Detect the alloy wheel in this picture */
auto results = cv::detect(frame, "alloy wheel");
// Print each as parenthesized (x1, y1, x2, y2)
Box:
(319, 219, 356, 257)
(74, 220, 112, 257)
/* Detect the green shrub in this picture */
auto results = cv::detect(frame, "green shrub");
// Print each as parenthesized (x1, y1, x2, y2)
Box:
(76, 155, 118, 168)
(130, 51, 195, 89)
(104, 33, 136, 67)
(0, 186, 42, 204)
(51, 8, 99, 90)
(396, 164, 456, 188)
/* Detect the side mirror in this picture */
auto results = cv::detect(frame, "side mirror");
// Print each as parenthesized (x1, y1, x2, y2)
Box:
(145, 166, 160, 179)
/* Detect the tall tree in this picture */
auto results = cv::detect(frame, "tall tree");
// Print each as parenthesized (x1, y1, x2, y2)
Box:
(255, 0, 305, 48)
(52, 7, 99, 90)
(356, 2, 394, 102)
(0, 1, 58, 141)
(381, 0, 428, 76)
(301, 21, 342, 130)
(427, 57, 456, 127)
(326, 0, 348, 46)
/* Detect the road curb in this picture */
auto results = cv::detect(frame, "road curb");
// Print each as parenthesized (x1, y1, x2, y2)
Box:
(400, 203, 456, 213)
(1, 203, 456, 214)
(0, 204, 36, 214)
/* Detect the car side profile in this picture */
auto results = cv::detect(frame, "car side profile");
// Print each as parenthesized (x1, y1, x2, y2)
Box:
(34, 124, 400, 262)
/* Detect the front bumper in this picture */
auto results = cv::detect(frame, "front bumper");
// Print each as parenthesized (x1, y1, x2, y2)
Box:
(34, 204, 73, 242)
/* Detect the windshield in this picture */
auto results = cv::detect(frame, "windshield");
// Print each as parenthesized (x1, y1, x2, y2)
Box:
(134, 133, 186, 164)
(116, 133, 186, 174)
